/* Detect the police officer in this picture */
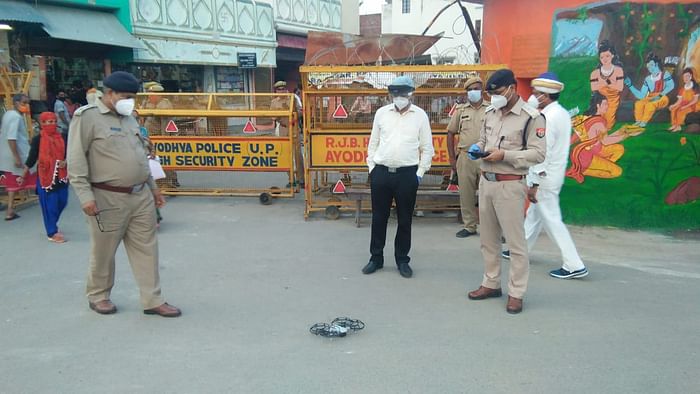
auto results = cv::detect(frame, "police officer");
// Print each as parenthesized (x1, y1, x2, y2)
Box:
(67, 71, 181, 317)
(362, 76, 434, 278)
(466, 69, 546, 314)
(271, 80, 305, 187)
(447, 76, 489, 238)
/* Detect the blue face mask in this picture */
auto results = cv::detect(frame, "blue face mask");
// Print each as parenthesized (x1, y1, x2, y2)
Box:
(467, 90, 482, 103)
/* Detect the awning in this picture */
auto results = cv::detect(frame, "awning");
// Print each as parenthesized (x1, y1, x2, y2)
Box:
(35, 5, 144, 49)
(0, 1, 47, 24)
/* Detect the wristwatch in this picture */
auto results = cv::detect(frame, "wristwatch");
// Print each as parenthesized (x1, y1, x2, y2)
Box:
(532, 183, 539, 187)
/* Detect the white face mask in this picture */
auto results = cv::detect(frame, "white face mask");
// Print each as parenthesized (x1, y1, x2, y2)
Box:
(467, 90, 482, 103)
(490, 86, 511, 110)
(393, 97, 410, 110)
(114, 98, 135, 116)
(527, 94, 541, 109)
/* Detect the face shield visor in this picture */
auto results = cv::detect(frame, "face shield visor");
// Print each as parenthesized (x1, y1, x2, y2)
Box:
(388, 86, 414, 99)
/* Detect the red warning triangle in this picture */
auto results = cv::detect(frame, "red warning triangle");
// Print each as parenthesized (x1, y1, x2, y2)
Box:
(165, 120, 179, 133)
(242, 120, 257, 134)
(448, 103, 458, 118)
(446, 183, 459, 192)
(332, 104, 348, 119)
(332, 179, 346, 194)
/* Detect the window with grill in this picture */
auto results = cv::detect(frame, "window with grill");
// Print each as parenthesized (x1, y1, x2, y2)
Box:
(402, 0, 410, 14)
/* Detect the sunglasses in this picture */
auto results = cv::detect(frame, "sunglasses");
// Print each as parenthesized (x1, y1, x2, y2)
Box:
(95, 208, 121, 233)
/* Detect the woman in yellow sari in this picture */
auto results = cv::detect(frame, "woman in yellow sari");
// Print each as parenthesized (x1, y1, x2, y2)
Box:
(590, 40, 625, 129)
(668, 68, 700, 132)
(567, 93, 630, 183)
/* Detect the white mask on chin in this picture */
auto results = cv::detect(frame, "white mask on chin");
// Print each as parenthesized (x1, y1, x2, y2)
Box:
(393, 97, 410, 110)
(114, 98, 135, 116)
(527, 94, 541, 109)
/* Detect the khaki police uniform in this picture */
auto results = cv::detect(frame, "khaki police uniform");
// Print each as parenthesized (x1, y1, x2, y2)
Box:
(270, 94, 305, 184)
(447, 100, 489, 232)
(67, 98, 165, 309)
(477, 98, 546, 299)
(270, 96, 290, 137)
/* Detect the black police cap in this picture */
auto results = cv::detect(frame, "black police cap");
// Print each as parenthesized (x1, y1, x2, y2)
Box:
(103, 71, 140, 94)
(486, 69, 516, 91)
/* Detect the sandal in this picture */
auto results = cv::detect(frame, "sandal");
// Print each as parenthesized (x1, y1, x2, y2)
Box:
(4, 213, 20, 221)
(48, 232, 66, 243)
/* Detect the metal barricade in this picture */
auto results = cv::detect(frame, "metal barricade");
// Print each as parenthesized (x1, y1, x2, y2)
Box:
(299, 64, 506, 220)
(135, 93, 299, 204)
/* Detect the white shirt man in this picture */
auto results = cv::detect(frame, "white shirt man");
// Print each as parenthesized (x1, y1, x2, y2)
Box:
(367, 104, 434, 177)
(363, 76, 434, 279)
(521, 72, 587, 279)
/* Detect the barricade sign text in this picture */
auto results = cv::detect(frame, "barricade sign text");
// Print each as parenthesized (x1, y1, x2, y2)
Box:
(151, 137, 292, 171)
(310, 134, 449, 168)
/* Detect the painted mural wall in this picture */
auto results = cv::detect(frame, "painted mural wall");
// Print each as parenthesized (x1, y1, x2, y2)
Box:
(549, 1, 700, 230)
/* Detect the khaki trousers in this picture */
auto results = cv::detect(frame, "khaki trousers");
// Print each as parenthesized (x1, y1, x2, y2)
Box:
(478, 177, 529, 299)
(86, 186, 164, 309)
(456, 151, 480, 232)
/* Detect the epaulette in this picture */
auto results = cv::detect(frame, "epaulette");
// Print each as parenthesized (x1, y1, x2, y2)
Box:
(521, 104, 540, 119)
(73, 104, 97, 116)
(485, 105, 496, 113)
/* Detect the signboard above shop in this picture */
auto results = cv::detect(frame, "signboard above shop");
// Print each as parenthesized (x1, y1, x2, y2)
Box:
(238, 53, 257, 68)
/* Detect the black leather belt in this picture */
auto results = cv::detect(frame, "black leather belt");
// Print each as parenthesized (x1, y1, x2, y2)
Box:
(376, 164, 418, 173)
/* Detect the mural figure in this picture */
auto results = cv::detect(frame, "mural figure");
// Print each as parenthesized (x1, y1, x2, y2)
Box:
(566, 93, 630, 183)
(589, 40, 625, 128)
(624, 53, 675, 128)
(668, 67, 700, 132)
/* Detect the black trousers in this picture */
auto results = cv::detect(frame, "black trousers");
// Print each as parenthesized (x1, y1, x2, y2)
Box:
(369, 165, 419, 266)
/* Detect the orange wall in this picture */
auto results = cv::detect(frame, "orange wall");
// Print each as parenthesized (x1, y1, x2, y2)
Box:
(481, 0, 698, 95)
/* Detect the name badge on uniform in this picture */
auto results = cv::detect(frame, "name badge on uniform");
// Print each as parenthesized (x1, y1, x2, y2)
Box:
(110, 127, 122, 132)
(461, 114, 471, 121)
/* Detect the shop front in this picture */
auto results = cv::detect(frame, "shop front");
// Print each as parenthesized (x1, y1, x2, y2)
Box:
(1, 1, 141, 108)
(129, 0, 277, 94)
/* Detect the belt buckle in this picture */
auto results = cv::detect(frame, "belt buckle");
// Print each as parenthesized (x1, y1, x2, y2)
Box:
(131, 183, 145, 193)
(483, 172, 497, 182)
(388, 167, 397, 173)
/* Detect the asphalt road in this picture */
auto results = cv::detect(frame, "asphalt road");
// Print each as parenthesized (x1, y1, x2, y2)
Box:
(1, 192, 698, 393)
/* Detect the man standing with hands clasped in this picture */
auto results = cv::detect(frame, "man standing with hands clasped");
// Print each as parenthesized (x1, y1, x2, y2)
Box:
(466, 69, 546, 314)
(503, 72, 588, 279)
(447, 76, 489, 238)
(362, 76, 434, 278)
(68, 71, 181, 317)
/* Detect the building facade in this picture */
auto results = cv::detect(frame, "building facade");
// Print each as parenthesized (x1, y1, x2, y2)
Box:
(1, 0, 359, 102)
(380, 0, 483, 64)
(268, 0, 358, 90)
(129, 0, 277, 94)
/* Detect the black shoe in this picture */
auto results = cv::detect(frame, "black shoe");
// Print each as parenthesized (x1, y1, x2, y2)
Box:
(456, 229, 477, 238)
(398, 263, 413, 278)
(362, 260, 383, 274)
